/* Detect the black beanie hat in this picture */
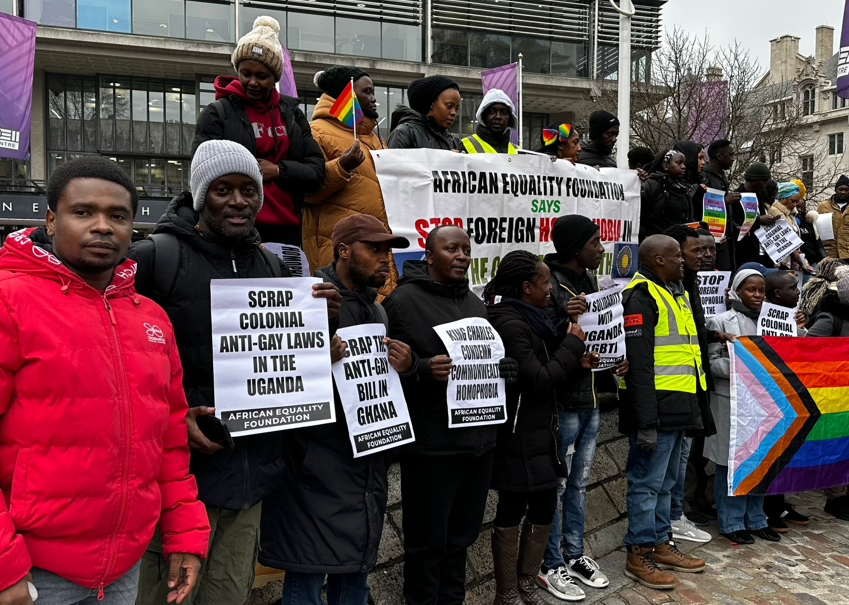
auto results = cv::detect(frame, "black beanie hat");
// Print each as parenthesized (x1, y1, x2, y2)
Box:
(837, 174, 849, 189)
(314, 65, 370, 99)
(744, 162, 771, 182)
(407, 76, 460, 115)
(552, 215, 600, 259)
(588, 110, 620, 140)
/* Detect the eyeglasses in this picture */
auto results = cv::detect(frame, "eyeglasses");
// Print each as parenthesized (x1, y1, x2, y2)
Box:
(542, 124, 572, 146)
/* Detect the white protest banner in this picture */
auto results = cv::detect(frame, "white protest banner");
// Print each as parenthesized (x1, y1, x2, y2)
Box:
(816, 212, 835, 241)
(737, 194, 760, 241)
(210, 277, 334, 436)
(757, 302, 798, 337)
(433, 317, 507, 428)
(373, 150, 640, 293)
(332, 323, 415, 457)
(698, 271, 732, 319)
(754, 219, 803, 264)
(578, 285, 625, 370)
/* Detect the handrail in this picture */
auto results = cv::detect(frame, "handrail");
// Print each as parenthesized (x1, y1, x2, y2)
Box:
(608, 0, 635, 17)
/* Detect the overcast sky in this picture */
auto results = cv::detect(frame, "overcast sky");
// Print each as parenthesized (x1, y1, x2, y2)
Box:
(661, 0, 844, 76)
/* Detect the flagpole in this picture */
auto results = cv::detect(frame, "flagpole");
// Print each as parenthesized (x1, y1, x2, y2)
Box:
(351, 78, 357, 143)
(518, 54, 524, 149)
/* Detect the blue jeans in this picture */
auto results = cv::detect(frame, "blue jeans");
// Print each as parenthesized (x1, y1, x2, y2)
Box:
(281, 571, 370, 605)
(543, 407, 600, 568)
(670, 436, 692, 521)
(714, 465, 768, 534)
(31, 561, 140, 605)
(623, 431, 684, 547)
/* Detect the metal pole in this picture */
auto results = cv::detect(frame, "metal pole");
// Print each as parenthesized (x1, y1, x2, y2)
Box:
(610, 0, 634, 169)
(425, 0, 433, 64)
(234, 0, 241, 41)
(518, 53, 523, 149)
(592, 0, 599, 80)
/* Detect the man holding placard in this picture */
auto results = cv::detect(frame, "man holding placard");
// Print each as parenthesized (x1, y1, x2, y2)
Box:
(130, 140, 342, 605)
(817, 175, 849, 259)
(701, 140, 738, 270)
(382, 225, 517, 605)
(732, 163, 775, 268)
(260, 214, 414, 605)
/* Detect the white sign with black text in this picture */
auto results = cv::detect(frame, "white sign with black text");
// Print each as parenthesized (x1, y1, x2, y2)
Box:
(756, 302, 798, 337)
(577, 285, 626, 371)
(754, 219, 804, 264)
(698, 271, 732, 319)
(210, 277, 335, 436)
(332, 323, 415, 457)
(433, 317, 507, 428)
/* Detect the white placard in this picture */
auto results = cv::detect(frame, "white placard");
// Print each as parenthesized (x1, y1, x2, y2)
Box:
(756, 302, 798, 337)
(754, 219, 804, 264)
(815, 212, 835, 242)
(433, 317, 507, 428)
(332, 323, 415, 457)
(698, 271, 732, 319)
(210, 277, 335, 436)
(577, 285, 625, 371)
(262, 242, 311, 277)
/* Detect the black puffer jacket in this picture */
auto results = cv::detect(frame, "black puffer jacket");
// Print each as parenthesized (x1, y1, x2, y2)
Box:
(128, 192, 292, 511)
(386, 105, 461, 151)
(701, 164, 735, 271)
(382, 261, 495, 456)
(192, 93, 325, 216)
(640, 172, 696, 240)
(577, 141, 616, 168)
(259, 263, 388, 574)
(488, 302, 585, 492)
(683, 270, 716, 437)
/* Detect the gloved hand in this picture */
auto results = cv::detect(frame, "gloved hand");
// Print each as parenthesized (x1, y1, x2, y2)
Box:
(499, 357, 519, 384)
(637, 427, 657, 453)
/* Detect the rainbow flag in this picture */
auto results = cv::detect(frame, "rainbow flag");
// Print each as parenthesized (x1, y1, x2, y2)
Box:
(329, 80, 362, 129)
(728, 336, 849, 495)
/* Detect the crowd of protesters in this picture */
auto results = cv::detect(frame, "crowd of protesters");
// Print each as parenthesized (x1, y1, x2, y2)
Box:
(2, 13, 849, 605)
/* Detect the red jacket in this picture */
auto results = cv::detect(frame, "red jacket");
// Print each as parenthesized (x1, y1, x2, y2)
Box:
(0, 228, 210, 592)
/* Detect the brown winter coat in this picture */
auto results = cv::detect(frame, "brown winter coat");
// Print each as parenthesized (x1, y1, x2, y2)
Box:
(303, 94, 397, 297)
(817, 197, 849, 259)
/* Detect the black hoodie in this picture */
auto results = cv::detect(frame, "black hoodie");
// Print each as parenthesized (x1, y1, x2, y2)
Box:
(128, 191, 294, 511)
(386, 105, 461, 151)
(381, 260, 495, 456)
(640, 171, 696, 240)
(577, 141, 617, 168)
(463, 123, 514, 154)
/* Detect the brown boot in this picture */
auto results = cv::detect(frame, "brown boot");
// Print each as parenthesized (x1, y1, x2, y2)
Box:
(516, 519, 551, 605)
(491, 526, 523, 605)
(625, 545, 676, 590)
(653, 540, 706, 573)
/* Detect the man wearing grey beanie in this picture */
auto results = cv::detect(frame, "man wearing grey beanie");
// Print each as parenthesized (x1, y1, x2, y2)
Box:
(129, 139, 342, 605)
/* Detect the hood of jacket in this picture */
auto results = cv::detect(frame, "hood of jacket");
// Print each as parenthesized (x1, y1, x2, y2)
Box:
(312, 93, 378, 137)
(475, 89, 516, 129)
(214, 74, 281, 110)
(673, 141, 704, 185)
(397, 260, 471, 300)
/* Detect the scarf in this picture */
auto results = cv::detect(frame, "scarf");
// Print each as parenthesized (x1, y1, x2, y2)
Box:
(500, 298, 559, 346)
(731, 299, 761, 320)
(799, 258, 849, 319)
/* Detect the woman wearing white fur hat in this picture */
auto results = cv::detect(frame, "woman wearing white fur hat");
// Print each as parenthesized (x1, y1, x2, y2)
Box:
(192, 16, 324, 248)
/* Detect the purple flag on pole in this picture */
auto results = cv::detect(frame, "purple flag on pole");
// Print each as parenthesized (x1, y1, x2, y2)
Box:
(276, 44, 298, 99)
(687, 79, 729, 149)
(0, 13, 36, 160)
(481, 63, 518, 145)
(838, 0, 849, 99)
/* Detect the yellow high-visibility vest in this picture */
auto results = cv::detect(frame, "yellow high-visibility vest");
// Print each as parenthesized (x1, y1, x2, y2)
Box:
(461, 134, 518, 154)
(620, 272, 706, 393)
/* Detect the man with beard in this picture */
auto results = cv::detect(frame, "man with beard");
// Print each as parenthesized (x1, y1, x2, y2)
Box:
(130, 140, 342, 605)
(303, 65, 400, 297)
(701, 140, 739, 271)
(461, 89, 518, 154)
(259, 214, 414, 605)
(696, 228, 717, 271)
(817, 175, 849, 259)
(577, 110, 619, 168)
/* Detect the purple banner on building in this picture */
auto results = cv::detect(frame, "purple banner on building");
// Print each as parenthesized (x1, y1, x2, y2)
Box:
(838, 0, 849, 99)
(688, 79, 729, 151)
(481, 63, 518, 145)
(0, 13, 37, 160)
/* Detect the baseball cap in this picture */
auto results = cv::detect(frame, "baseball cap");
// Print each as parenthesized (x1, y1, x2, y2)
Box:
(331, 214, 410, 250)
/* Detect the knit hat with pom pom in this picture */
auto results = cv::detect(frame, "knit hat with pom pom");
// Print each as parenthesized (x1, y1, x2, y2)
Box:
(232, 16, 284, 81)
(314, 65, 370, 99)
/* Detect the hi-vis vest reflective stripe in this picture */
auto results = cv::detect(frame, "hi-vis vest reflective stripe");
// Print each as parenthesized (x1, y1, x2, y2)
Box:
(619, 272, 706, 394)
(461, 134, 518, 154)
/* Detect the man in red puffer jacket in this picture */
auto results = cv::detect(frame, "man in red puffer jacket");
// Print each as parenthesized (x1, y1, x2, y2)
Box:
(0, 157, 210, 605)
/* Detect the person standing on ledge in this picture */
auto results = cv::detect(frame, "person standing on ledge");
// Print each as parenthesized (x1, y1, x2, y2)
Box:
(461, 89, 518, 154)
(387, 76, 462, 151)
(577, 110, 619, 168)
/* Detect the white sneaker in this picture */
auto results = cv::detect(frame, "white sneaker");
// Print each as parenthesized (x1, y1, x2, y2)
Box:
(671, 514, 712, 543)
(536, 566, 586, 601)
(566, 555, 610, 588)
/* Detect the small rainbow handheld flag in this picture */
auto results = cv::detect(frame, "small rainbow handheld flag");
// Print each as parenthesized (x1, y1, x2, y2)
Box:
(329, 78, 363, 133)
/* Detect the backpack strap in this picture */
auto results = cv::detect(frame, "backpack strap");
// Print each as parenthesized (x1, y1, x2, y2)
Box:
(149, 233, 181, 299)
(374, 302, 389, 330)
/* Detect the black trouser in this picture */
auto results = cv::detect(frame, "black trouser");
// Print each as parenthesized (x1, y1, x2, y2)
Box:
(684, 435, 710, 503)
(400, 450, 494, 605)
(494, 489, 558, 528)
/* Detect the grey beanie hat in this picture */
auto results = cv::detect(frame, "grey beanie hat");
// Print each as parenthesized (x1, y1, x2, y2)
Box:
(190, 139, 264, 212)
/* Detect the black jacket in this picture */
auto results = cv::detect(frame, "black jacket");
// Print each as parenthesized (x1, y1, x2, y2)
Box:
(544, 255, 603, 409)
(640, 172, 696, 240)
(683, 270, 716, 437)
(618, 267, 702, 434)
(488, 302, 584, 492)
(701, 164, 735, 271)
(577, 141, 616, 168)
(732, 184, 774, 268)
(799, 215, 826, 264)
(382, 261, 495, 456)
(259, 263, 388, 574)
(386, 105, 461, 151)
(192, 94, 325, 217)
(127, 192, 293, 510)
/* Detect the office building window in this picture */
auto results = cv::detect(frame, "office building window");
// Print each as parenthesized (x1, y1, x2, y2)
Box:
(469, 33, 510, 69)
(523, 113, 547, 151)
(48, 75, 98, 154)
(25, 0, 76, 26)
(186, 0, 233, 42)
(77, 0, 131, 32)
(288, 11, 334, 53)
(239, 4, 285, 42)
(382, 22, 421, 62)
(802, 87, 815, 116)
(133, 0, 185, 38)
(336, 17, 381, 58)
(457, 93, 483, 136)
(431, 27, 468, 66)
(512, 36, 550, 75)
(832, 93, 848, 110)
(0, 0, 14, 14)
(0, 159, 29, 185)
(801, 155, 814, 190)
(375, 86, 407, 131)
(829, 133, 844, 156)
(551, 41, 588, 78)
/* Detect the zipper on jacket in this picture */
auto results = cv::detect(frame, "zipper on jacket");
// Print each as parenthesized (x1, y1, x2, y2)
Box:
(591, 372, 597, 409)
(230, 250, 239, 276)
(97, 583, 104, 601)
